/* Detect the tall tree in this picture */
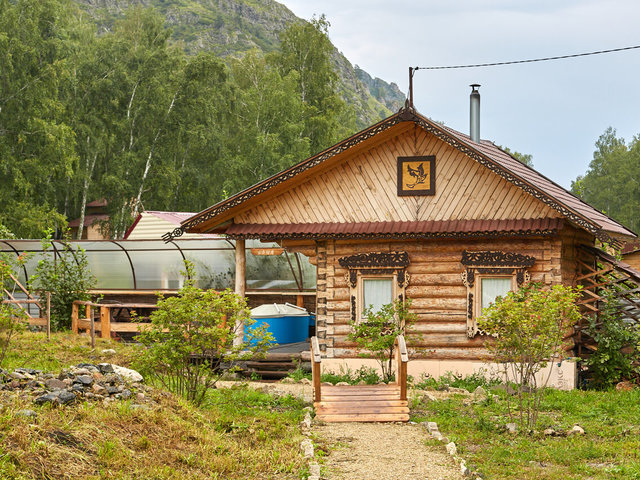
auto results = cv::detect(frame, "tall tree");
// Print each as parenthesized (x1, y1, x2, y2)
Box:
(64, 13, 113, 238)
(0, 0, 80, 237)
(270, 15, 355, 155)
(499, 146, 534, 167)
(572, 127, 640, 232)
(95, 7, 184, 236)
(223, 50, 309, 194)
(152, 51, 232, 211)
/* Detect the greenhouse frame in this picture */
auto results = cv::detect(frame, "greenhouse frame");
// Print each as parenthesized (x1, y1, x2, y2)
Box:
(1, 238, 316, 294)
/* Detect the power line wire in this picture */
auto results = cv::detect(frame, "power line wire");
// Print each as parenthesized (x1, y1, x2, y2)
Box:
(415, 44, 640, 70)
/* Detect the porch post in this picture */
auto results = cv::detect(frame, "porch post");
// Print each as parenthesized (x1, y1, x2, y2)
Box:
(234, 238, 246, 346)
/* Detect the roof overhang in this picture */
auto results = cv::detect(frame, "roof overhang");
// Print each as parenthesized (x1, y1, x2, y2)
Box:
(223, 218, 564, 241)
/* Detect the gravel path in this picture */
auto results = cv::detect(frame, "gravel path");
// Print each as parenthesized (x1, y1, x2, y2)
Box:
(216, 381, 464, 479)
(315, 422, 463, 480)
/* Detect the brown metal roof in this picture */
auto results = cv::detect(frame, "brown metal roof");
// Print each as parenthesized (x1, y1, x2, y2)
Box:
(68, 214, 109, 228)
(179, 107, 635, 242)
(225, 217, 563, 239)
(438, 124, 634, 237)
(621, 240, 640, 255)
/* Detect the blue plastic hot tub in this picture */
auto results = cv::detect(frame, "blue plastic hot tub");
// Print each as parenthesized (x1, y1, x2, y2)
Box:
(250, 303, 311, 344)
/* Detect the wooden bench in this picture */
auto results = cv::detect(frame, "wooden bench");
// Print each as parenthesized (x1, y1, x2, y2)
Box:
(311, 335, 409, 422)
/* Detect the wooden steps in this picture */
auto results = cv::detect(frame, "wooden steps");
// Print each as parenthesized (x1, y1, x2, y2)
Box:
(240, 353, 309, 380)
(314, 385, 409, 423)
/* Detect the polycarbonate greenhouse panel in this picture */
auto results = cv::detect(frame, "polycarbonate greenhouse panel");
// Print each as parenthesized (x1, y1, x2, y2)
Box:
(0, 238, 316, 291)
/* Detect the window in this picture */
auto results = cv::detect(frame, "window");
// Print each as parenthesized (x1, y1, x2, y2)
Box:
(337, 251, 410, 323)
(361, 276, 394, 318)
(478, 276, 514, 317)
(460, 250, 535, 337)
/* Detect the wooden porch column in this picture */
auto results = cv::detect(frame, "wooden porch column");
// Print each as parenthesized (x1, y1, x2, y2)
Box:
(234, 238, 246, 346)
(100, 305, 111, 339)
(71, 303, 79, 334)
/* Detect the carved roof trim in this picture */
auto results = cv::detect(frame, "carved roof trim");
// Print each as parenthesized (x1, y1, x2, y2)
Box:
(461, 250, 536, 268)
(338, 251, 410, 269)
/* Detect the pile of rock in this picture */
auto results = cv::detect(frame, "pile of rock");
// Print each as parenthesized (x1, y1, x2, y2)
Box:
(0, 363, 152, 409)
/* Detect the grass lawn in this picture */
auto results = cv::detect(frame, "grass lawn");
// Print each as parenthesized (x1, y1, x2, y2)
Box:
(0, 332, 308, 479)
(411, 387, 640, 480)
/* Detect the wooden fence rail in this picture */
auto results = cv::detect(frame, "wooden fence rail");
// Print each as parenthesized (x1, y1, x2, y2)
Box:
(72, 300, 158, 345)
(1, 292, 50, 340)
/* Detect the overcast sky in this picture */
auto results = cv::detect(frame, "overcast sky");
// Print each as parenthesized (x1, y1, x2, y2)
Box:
(279, 0, 640, 190)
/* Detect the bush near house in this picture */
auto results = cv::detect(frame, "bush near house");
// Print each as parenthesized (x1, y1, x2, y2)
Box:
(348, 299, 416, 383)
(135, 261, 273, 405)
(478, 283, 581, 431)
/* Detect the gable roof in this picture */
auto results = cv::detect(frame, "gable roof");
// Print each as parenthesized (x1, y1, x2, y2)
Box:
(176, 107, 635, 243)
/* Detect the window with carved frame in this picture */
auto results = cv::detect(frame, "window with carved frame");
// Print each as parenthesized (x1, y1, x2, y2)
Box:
(461, 250, 535, 337)
(475, 274, 516, 319)
(359, 274, 396, 320)
(338, 252, 410, 323)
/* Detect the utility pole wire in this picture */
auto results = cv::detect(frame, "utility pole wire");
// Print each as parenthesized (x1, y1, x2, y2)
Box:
(414, 44, 640, 70)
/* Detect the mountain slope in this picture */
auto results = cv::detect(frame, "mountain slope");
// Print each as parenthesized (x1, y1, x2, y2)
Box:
(75, 0, 405, 127)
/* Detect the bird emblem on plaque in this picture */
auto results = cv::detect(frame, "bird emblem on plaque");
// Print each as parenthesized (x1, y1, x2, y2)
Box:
(397, 156, 435, 196)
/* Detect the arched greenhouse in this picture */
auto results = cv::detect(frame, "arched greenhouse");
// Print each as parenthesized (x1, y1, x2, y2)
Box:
(1, 238, 316, 312)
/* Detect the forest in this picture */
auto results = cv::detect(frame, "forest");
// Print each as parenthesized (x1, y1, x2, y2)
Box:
(1, 0, 638, 240)
(0, 0, 356, 238)
(572, 128, 640, 234)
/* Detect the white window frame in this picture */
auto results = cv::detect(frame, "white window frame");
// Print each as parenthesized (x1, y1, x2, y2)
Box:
(474, 274, 516, 319)
(357, 273, 397, 322)
(461, 250, 534, 338)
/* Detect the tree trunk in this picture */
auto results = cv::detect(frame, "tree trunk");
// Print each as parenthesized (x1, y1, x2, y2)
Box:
(76, 147, 98, 240)
(131, 91, 177, 218)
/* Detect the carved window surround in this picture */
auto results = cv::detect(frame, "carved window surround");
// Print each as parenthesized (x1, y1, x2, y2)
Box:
(338, 252, 410, 322)
(461, 250, 535, 338)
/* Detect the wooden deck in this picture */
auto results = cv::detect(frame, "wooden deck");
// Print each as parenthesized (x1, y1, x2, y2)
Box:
(311, 335, 409, 423)
(314, 384, 409, 422)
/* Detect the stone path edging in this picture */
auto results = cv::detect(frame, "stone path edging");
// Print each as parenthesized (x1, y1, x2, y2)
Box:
(425, 421, 482, 479)
(300, 407, 321, 480)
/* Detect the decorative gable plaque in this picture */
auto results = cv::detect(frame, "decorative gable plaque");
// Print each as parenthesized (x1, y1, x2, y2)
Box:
(397, 155, 435, 196)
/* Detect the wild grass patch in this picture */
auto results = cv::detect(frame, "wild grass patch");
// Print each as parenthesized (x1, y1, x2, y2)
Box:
(0, 385, 307, 479)
(2, 331, 135, 372)
(0, 332, 308, 479)
(412, 387, 640, 479)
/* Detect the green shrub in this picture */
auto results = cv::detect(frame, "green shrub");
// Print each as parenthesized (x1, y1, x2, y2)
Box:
(31, 230, 95, 331)
(135, 261, 273, 405)
(348, 299, 416, 383)
(584, 290, 640, 389)
(320, 365, 382, 385)
(478, 282, 581, 431)
(286, 362, 312, 382)
(416, 370, 502, 392)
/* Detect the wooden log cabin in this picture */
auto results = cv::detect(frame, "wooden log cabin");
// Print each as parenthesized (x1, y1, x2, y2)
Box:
(168, 104, 636, 388)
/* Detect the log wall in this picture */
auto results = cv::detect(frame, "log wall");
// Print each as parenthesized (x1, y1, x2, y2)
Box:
(622, 251, 640, 271)
(286, 233, 586, 361)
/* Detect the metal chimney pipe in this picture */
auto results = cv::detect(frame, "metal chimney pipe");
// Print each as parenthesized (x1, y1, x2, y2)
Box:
(469, 84, 481, 143)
